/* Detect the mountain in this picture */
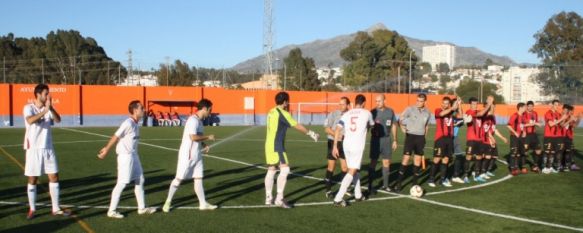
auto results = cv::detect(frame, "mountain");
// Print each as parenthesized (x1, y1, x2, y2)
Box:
(231, 23, 517, 73)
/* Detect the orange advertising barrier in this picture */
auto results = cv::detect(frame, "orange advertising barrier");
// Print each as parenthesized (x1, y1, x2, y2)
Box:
(0, 84, 10, 116)
(11, 84, 80, 116)
(81, 85, 143, 115)
(2, 84, 581, 126)
(203, 88, 264, 114)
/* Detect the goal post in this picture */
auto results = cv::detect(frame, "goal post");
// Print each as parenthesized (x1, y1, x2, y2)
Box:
(293, 102, 339, 125)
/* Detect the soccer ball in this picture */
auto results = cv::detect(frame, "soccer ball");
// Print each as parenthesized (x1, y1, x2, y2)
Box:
(463, 114, 473, 124)
(409, 185, 424, 198)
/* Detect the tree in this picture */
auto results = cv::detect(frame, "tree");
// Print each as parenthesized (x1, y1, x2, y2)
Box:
(418, 62, 432, 75)
(439, 75, 452, 94)
(0, 30, 126, 84)
(281, 48, 320, 91)
(430, 74, 438, 83)
(530, 11, 583, 102)
(455, 79, 504, 104)
(436, 63, 450, 73)
(484, 58, 496, 68)
(340, 29, 417, 92)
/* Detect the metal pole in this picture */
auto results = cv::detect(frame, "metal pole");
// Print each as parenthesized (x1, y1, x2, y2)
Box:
(165, 57, 170, 86)
(398, 66, 401, 93)
(107, 60, 110, 84)
(2, 57, 5, 83)
(409, 50, 413, 94)
(384, 75, 387, 93)
(118, 65, 121, 85)
(73, 56, 76, 85)
(480, 77, 484, 103)
(284, 64, 287, 91)
(300, 72, 304, 91)
(41, 59, 45, 83)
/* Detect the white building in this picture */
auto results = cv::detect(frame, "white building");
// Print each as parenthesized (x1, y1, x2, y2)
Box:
(118, 74, 159, 86)
(501, 66, 554, 103)
(422, 44, 456, 71)
(316, 67, 343, 86)
(203, 80, 223, 87)
(487, 65, 504, 73)
(240, 74, 279, 90)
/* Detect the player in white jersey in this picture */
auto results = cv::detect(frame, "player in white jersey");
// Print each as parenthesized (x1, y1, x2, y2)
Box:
(162, 99, 217, 212)
(332, 94, 374, 207)
(23, 84, 70, 219)
(98, 100, 157, 219)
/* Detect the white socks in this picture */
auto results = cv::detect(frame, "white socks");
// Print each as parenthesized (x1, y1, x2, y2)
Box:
(48, 182, 60, 212)
(334, 173, 354, 202)
(165, 178, 207, 207)
(264, 169, 277, 200)
(166, 178, 181, 204)
(109, 177, 148, 211)
(134, 176, 145, 210)
(27, 184, 37, 211)
(165, 178, 208, 207)
(265, 167, 291, 201)
(27, 183, 62, 213)
(276, 167, 290, 201)
(109, 182, 127, 212)
(194, 178, 207, 206)
(351, 173, 362, 199)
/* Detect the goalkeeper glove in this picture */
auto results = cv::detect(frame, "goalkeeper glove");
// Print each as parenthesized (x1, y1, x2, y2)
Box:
(306, 130, 319, 142)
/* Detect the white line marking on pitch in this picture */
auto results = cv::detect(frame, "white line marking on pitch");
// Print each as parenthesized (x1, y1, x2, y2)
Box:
(413, 196, 583, 232)
(0, 140, 109, 148)
(59, 127, 510, 196)
(57, 127, 513, 200)
(2, 191, 582, 232)
(49, 128, 583, 231)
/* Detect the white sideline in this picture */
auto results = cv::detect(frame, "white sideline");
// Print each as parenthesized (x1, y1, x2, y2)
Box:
(10, 127, 575, 232)
(412, 197, 583, 232)
(58, 127, 510, 193)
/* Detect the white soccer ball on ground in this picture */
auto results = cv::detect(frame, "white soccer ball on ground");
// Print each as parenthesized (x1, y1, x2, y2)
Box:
(409, 185, 424, 198)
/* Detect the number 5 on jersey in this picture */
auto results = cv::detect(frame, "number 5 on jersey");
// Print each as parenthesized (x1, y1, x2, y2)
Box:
(350, 116, 358, 132)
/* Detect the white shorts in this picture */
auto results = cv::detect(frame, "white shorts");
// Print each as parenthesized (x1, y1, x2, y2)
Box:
(344, 149, 364, 169)
(25, 149, 58, 176)
(175, 151, 204, 180)
(117, 153, 143, 184)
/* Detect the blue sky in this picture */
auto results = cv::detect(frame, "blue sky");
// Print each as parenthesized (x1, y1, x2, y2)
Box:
(0, 0, 581, 69)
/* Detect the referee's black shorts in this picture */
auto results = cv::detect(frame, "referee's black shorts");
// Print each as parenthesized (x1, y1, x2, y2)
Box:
(403, 134, 425, 156)
(327, 139, 345, 160)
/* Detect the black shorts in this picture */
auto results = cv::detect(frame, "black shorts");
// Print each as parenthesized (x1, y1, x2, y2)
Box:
(483, 144, 499, 157)
(403, 134, 426, 156)
(327, 139, 345, 160)
(510, 136, 526, 156)
(370, 136, 393, 160)
(466, 140, 484, 156)
(525, 133, 541, 151)
(564, 137, 574, 152)
(433, 137, 453, 158)
(543, 137, 565, 155)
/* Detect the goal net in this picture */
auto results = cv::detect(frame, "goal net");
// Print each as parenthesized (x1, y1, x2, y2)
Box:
(291, 102, 339, 125)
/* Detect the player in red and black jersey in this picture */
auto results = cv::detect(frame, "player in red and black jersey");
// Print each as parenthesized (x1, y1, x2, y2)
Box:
(481, 105, 507, 178)
(507, 103, 527, 176)
(428, 96, 461, 188)
(523, 101, 543, 173)
(462, 96, 493, 183)
(542, 100, 569, 174)
(560, 104, 581, 171)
